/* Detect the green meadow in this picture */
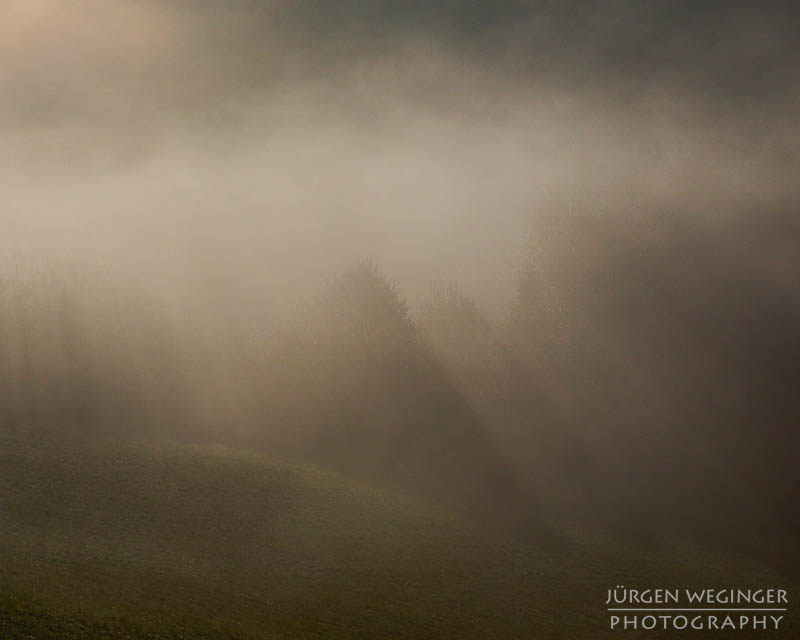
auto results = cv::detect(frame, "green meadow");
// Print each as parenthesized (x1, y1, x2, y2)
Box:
(1, 428, 795, 639)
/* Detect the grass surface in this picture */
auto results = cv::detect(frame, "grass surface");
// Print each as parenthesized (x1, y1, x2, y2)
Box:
(0, 427, 796, 638)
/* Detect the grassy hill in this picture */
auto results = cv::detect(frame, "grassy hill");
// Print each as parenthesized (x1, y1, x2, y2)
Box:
(0, 427, 796, 639)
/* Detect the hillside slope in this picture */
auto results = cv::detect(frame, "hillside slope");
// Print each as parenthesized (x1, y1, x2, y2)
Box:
(0, 428, 795, 639)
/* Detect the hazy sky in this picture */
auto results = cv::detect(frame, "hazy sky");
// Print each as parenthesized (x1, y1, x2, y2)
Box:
(2, 1, 798, 316)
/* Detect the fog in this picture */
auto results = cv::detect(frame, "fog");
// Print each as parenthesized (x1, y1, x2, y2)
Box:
(2, 1, 799, 566)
